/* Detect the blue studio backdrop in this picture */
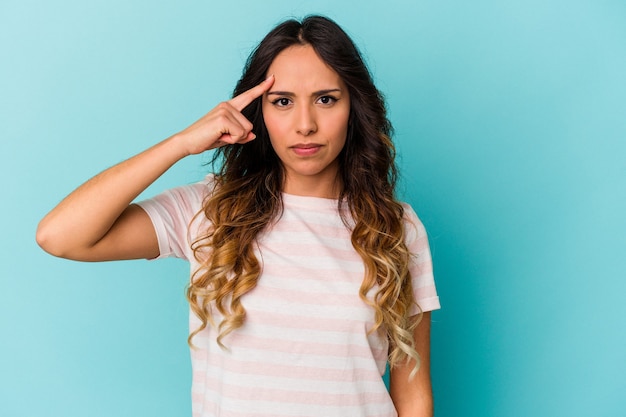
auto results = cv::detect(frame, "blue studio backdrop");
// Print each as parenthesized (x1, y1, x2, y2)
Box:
(1, 1, 625, 416)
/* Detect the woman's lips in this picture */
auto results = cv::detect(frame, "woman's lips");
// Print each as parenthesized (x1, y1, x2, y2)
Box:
(291, 143, 322, 156)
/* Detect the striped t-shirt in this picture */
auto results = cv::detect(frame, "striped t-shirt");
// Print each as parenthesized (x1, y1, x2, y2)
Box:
(138, 176, 440, 417)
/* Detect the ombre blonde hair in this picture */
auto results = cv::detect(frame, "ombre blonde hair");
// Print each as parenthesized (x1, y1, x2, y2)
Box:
(187, 15, 423, 378)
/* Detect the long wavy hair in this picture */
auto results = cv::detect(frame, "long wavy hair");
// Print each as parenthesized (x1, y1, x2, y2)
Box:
(187, 15, 423, 377)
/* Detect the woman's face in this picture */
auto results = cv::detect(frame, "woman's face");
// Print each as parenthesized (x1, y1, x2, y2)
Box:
(262, 44, 350, 197)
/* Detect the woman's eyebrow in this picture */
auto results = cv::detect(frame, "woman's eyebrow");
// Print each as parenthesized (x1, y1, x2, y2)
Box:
(266, 88, 342, 96)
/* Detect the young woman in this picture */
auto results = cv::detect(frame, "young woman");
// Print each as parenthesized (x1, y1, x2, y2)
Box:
(37, 15, 440, 417)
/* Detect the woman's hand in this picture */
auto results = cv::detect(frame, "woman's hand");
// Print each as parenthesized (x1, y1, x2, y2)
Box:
(176, 75, 275, 155)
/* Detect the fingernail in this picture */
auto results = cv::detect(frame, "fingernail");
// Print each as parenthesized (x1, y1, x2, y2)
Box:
(265, 74, 274, 81)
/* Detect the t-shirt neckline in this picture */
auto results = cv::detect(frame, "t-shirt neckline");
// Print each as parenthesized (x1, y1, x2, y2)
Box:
(281, 192, 341, 210)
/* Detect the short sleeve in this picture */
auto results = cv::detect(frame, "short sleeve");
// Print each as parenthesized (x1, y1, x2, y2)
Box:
(403, 204, 441, 315)
(135, 177, 212, 260)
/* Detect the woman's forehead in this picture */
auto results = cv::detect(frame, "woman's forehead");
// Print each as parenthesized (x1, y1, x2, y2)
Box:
(267, 45, 345, 93)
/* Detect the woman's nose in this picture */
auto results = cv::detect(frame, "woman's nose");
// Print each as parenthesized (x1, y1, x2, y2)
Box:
(295, 104, 317, 136)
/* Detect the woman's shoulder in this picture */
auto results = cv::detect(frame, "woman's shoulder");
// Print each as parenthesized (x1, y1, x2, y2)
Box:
(400, 202, 428, 244)
(137, 173, 216, 218)
(162, 173, 215, 205)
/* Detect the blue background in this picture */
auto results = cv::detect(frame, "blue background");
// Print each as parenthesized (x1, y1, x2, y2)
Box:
(2, 1, 625, 416)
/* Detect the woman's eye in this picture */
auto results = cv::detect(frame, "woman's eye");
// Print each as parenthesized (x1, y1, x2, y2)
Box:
(318, 96, 337, 105)
(272, 98, 291, 107)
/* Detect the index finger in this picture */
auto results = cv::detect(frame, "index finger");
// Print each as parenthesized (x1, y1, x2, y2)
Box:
(229, 75, 275, 111)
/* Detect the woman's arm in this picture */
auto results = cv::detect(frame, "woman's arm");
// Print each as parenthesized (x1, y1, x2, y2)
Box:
(389, 311, 434, 417)
(36, 137, 187, 261)
(36, 76, 274, 262)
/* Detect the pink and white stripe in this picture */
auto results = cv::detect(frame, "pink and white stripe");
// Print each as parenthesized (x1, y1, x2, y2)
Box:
(138, 175, 440, 417)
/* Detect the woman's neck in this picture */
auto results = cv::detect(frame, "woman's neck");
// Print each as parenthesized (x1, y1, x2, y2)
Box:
(282, 174, 342, 199)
